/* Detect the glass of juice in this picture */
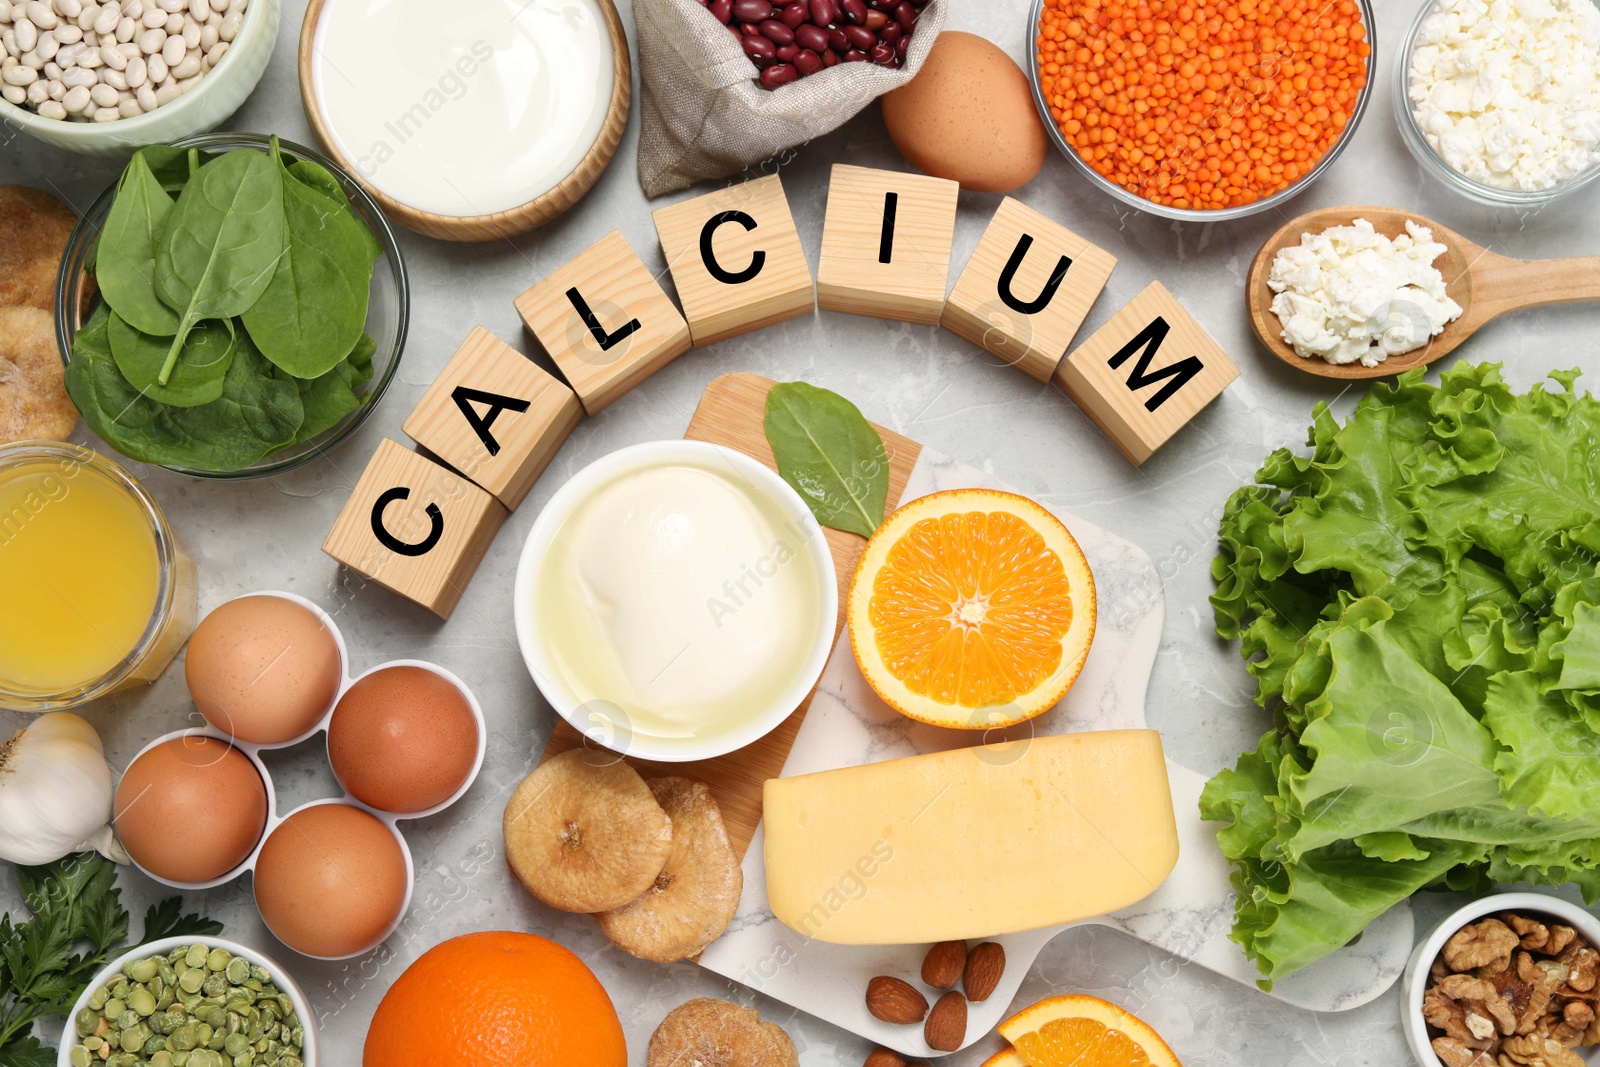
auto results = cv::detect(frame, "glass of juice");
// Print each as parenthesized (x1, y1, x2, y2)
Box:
(0, 442, 198, 711)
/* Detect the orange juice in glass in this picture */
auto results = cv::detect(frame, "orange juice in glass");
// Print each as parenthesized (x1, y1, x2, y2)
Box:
(0, 442, 197, 711)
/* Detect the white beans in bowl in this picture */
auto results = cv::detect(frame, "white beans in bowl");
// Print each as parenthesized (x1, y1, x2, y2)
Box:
(0, 0, 243, 121)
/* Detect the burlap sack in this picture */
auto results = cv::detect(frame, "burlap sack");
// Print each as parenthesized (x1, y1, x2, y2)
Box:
(635, 0, 946, 197)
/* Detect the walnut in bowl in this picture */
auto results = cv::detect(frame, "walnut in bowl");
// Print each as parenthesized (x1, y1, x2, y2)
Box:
(1404, 894, 1600, 1067)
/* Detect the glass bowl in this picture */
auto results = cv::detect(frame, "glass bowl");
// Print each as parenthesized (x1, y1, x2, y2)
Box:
(0, 441, 197, 711)
(1394, 0, 1600, 207)
(54, 132, 409, 480)
(1025, 0, 1377, 222)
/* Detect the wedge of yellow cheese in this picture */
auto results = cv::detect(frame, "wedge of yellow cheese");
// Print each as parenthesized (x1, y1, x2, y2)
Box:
(762, 730, 1178, 944)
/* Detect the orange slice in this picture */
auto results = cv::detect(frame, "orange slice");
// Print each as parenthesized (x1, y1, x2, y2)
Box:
(847, 489, 1095, 729)
(995, 995, 1182, 1067)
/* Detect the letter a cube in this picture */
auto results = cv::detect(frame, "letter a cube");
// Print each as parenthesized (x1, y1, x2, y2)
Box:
(652, 175, 815, 346)
(515, 230, 692, 416)
(403, 327, 582, 510)
(1054, 281, 1240, 466)
(322, 439, 507, 619)
(943, 197, 1117, 381)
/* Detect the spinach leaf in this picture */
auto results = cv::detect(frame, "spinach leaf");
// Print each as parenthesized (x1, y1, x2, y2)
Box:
(107, 311, 234, 408)
(241, 148, 372, 380)
(763, 381, 889, 538)
(67, 307, 305, 472)
(289, 331, 376, 442)
(96, 153, 179, 336)
(287, 159, 382, 263)
(133, 144, 212, 194)
(153, 146, 286, 387)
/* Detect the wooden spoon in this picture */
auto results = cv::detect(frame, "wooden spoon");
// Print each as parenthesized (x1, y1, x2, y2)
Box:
(1247, 205, 1600, 380)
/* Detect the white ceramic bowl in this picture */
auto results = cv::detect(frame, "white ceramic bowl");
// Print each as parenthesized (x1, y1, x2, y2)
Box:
(514, 440, 838, 763)
(0, 0, 279, 157)
(57, 935, 319, 1067)
(1402, 892, 1600, 1067)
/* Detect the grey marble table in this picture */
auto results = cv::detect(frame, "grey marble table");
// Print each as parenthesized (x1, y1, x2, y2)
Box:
(5, 1, 1600, 1064)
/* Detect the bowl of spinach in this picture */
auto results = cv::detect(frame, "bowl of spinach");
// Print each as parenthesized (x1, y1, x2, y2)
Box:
(54, 133, 409, 478)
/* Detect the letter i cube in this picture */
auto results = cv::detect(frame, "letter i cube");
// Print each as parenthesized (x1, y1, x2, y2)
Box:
(817, 163, 960, 325)
(943, 197, 1118, 381)
(515, 230, 691, 415)
(1055, 281, 1240, 466)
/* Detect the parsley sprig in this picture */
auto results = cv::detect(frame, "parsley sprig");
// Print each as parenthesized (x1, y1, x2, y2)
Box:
(0, 853, 221, 1066)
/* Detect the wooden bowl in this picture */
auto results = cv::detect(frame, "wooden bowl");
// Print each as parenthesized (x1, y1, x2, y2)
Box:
(297, 0, 632, 242)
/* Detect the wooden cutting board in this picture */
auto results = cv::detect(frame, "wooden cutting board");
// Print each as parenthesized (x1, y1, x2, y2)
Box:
(539, 373, 922, 857)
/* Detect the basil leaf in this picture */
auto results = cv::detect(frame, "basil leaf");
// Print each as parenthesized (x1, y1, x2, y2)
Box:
(97, 153, 179, 336)
(763, 381, 889, 538)
(154, 146, 286, 386)
(67, 307, 305, 472)
(107, 312, 234, 408)
(286, 159, 381, 262)
(241, 151, 373, 380)
(289, 332, 377, 442)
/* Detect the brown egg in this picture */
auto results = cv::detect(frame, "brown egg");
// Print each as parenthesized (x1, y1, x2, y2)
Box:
(882, 31, 1050, 193)
(115, 737, 268, 884)
(327, 666, 480, 814)
(186, 595, 343, 744)
(254, 804, 408, 958)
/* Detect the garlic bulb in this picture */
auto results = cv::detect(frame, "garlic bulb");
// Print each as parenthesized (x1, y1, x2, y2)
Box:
(0, 712, 130, 866)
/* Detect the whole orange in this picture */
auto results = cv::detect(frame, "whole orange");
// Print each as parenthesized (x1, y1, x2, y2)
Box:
(363, 931, 627, 1066)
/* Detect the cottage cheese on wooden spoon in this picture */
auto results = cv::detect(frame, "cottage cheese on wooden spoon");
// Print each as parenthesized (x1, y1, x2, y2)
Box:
(1268, 219, 1463, 367)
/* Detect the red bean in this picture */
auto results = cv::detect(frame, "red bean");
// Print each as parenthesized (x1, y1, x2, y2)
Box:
(760, 18, 795, 43)
(776, 43, 799, 61)
(732, 0, 773, 21)
(842, 47, 868, 61)
(864, 8, 887, 30)
(881, 21, 901, 43)
(760, 62, 799, 88)
(794, 47, 824, 74)
(780, 2, 808, 27)
(742, 33, 777, 61)
(827, 26, 849, 51)
(823, 47, 839, 66)
(794, 23, 828, 51)
(843, 24, 876, 49)
(709, 0, 734, 21)
(741, 21, 761, 34)
(870, 41, 896, 65)
(892, 1, 916, 28)
(841, 0, 867, 25)
(895, 32, 909, 58)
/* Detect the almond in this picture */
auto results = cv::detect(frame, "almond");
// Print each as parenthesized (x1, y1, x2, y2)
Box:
(964, 941, 1006, 1003)
(865, 976, 929, 1025)
(864, 1050, 907, 1067)
(924, 990, 967, 1052)
(920, 940, 968, 990)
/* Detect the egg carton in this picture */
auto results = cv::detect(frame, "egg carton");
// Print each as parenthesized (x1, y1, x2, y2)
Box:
(117, 590, 487, 961)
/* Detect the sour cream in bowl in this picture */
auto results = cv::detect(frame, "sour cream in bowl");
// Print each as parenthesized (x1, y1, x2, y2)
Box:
(514, 441, 837, 763)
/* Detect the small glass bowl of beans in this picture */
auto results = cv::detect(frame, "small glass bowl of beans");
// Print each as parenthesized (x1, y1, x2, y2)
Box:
(59, 938, 316, 1067)
(696, 0, 930, 90)
(1027, 0, 1377, 222)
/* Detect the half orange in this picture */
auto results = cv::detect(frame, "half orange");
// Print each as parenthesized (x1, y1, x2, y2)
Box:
(993, 994, 1182, 1067)
(848, 489, 1095, 729)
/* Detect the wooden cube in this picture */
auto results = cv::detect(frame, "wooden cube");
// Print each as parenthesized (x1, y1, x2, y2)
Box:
(1054, 281, 1240, 466)
(817, 164, 960, 325)
(651, 175, 814, 346)
(942, 197, 1118, 382)
(322, 439, 507, 619)
(514, 230, 691, 416)
(402, 327, 582, 510)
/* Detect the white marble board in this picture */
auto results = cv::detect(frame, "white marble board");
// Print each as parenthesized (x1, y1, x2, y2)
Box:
(698, 447, 1415, 1058)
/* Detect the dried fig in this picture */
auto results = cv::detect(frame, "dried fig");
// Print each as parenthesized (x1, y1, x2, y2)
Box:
(647, 998, 799, 1067)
